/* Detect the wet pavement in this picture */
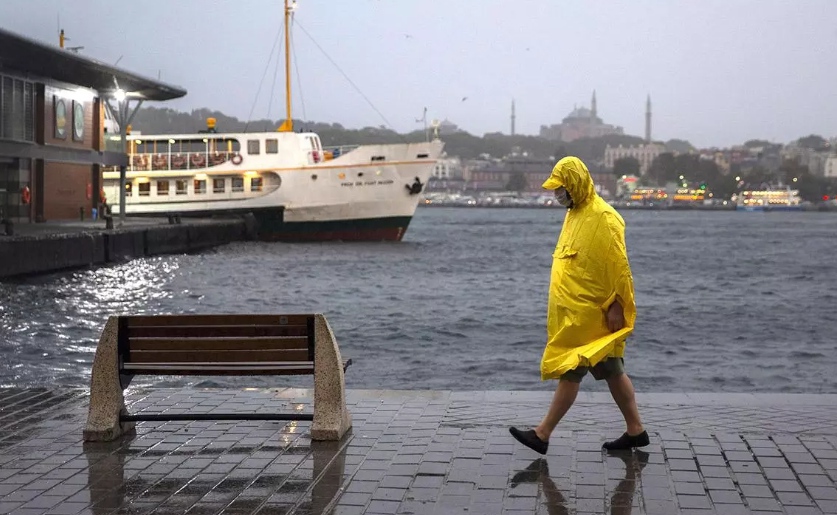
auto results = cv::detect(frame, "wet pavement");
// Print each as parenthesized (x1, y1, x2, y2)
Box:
(0, 388, 836, 514)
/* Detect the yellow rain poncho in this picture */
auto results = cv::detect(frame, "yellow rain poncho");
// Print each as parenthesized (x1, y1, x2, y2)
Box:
(539, 157, 637, 380)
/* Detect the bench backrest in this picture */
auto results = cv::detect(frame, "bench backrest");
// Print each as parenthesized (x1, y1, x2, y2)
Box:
(117, 314, 315, 365)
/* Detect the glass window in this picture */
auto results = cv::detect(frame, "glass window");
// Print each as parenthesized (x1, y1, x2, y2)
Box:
(232, 177, 244, 192)
(250, 177, 263, 192)
(175, 180, 188, 195)
(138, 182, 150, 196)
(213, 178, 225, 193)
(0, 75, 35, 142)
(247, 139, 260, 155)
(157, 180, 169, 196)
(266, 139, 278, 154)
(194, 179, 206, 194)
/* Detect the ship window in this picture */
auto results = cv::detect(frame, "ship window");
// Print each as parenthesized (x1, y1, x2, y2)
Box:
(250, 177, 263, 192)
(247, 139, 260, 155)
(138, 182, 151, 197)
(266, 139, 278, 154)
(157, 180, 170, 196)
(194, 179, 206, 194)
(232, 177, 244, 192)
(175, 180, 188, 195)
(213, 178, 226, 193)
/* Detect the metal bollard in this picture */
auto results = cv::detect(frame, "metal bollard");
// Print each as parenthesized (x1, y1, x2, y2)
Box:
(79, 207, 85, 221)
(2, 219, 13, 236)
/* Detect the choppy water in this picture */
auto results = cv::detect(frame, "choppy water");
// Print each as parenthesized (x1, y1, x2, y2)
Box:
(1, 208, 836, 393)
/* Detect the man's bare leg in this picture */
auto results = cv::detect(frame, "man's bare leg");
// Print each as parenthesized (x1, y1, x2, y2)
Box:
(603, 372, 649, 450)
(535, 379, 580, 440)
(510, 379, 580, 455)
(606, 373, 643, 435)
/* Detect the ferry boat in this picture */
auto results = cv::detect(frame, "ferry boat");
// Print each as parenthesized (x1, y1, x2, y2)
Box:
(102, 1, 443, 241)
(733, 188, 802, 212)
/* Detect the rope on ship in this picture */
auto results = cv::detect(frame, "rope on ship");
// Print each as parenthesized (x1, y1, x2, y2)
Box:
(244, 20, 286, 133)
(295, 20, 405, 142)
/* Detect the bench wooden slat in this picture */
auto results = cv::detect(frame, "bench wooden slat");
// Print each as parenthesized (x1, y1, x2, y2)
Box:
(122, 363, 316, 375)
(128, 325, 309, 338)
(125, 314, 313, 327)
(121, 358, 352, 375)
(127, 337, 309, 352)
(128, 349, 310, 363)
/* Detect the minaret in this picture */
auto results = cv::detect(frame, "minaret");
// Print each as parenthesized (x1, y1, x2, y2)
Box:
(511, 99, 516, 136)
(591, 90, 597, 119)
(645, 94, 652, 143)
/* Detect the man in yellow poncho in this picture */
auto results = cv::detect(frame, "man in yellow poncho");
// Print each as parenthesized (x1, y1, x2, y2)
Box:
(509, 156, 648, 455)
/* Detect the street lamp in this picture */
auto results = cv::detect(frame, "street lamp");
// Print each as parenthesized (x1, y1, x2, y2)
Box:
(103, 86, 144, 225)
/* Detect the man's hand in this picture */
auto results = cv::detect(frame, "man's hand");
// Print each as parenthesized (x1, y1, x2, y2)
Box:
(606, 300, 625, 332)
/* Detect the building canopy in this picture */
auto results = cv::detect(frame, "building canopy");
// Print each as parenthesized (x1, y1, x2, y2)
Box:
(0, 27, 186, 101)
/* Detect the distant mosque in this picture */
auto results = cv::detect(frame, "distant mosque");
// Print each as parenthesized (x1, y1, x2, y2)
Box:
(538, 91, 626, 142)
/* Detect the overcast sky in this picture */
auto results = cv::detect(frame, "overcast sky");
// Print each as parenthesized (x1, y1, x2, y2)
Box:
(2, 0, 836, 148)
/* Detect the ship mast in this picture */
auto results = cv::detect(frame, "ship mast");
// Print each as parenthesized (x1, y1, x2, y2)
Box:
(278, 0, 294, 132)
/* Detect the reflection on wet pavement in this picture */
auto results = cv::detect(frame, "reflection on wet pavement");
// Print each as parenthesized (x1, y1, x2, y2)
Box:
(1, 388, 837, 514)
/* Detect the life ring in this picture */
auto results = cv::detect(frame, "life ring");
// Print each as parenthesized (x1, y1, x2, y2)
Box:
(231, 154, 243, 165)
(190, 154, 206, 168)
(21, 186, 31, 205)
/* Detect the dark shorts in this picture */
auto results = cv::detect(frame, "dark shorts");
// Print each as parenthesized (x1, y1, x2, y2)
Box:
(559, 357, 625, 383)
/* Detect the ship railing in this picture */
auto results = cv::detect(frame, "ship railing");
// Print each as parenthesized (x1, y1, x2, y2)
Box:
(104, 151, 244, 173)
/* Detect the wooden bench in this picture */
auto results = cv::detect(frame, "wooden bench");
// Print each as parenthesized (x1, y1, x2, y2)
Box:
(83, 313, 352, 442)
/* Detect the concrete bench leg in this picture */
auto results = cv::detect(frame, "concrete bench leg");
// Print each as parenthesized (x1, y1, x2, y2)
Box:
(311, 314, 352, 441)
(83, 316, 135, 442)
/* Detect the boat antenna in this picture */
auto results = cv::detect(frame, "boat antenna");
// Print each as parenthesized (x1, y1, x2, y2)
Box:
(277, 0, 296, 132)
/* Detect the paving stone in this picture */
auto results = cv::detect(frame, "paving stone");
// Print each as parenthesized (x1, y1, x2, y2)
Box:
(808, 486, 837, 500)
(746, 496, 783, 511)
(668, 459, 699, 471)
(775, 491, 814, 506)
(768, 478, 805, 492)
(708, 489, 743, 504)
(799, 474, 833, 491)
(674, 482, 706, 495)
(739, 483, 774, 498)
(735, 472, 769, 486)
(699, 466, 731, 478)
(641, 486, 673, 500)
(644, 499, 679, 514)
(676, 494, 712, 509)
(703, 477, 736, 490)
(729, 461, 761, 474)
(763, 467, 798, 481)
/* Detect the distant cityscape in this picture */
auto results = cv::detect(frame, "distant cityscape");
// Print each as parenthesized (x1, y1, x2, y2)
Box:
(426, 90, 837, 206)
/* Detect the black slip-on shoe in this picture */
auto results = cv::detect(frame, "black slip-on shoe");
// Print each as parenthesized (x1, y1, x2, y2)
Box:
(509, 427, 548, 455)
(602, 430, 650, 451)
